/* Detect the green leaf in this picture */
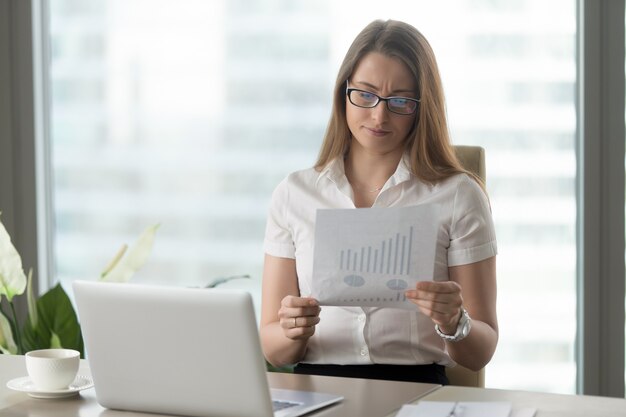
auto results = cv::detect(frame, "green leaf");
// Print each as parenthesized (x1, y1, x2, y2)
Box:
(101, 224, 160, 282)
(50, 332, 62, 349)
(0, 310, 17, 354)
(22, 284, 84, 357)
(0, 216, 27, 302)
(26, 269, 37, 329)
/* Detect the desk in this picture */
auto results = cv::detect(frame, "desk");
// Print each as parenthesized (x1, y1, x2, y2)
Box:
(0, 355, 438, 417)
(402, 385, 626, 417)
(2, 355, 626, 417)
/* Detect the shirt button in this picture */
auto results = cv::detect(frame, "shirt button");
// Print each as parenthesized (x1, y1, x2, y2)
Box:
(358, 315, 365, 322)
(360, 349, 367, 356)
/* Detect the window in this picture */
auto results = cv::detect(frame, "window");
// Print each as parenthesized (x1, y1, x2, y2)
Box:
(48, 0, 577, 392)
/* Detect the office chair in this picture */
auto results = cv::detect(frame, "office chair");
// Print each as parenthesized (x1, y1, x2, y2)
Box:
(445, 145, 487, 388)
(454, 145, 486, 185)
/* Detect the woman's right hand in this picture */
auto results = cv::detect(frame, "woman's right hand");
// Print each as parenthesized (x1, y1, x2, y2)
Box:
(278, 295, 321, 340)
(260, 255, 318, 366)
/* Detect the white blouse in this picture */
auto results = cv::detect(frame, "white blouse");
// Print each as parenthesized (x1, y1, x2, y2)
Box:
(263, 156, 497, 366)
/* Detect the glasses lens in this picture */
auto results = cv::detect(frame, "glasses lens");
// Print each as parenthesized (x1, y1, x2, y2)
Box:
(349, 90, 378, 108)
(388, 98, 418, 115)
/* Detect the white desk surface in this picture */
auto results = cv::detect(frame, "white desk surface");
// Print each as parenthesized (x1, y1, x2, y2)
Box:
(404, 384, 626, 417)
(2, 354, 626, 417)
(0, 354, 437, 417)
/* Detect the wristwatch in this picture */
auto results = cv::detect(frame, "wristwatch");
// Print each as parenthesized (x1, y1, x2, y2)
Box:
(434, 307, 472, 342)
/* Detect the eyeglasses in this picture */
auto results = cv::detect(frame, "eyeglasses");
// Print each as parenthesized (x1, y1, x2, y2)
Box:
(346, 85, 419, 115)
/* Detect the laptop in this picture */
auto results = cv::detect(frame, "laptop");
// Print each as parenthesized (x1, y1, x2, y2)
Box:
(73, 280, 343, 417)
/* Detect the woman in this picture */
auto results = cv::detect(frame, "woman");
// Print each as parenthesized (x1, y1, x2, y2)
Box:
(260, 19, 497, 385)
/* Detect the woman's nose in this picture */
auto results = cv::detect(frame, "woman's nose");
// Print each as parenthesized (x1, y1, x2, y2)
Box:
(370, 101, 389, 122)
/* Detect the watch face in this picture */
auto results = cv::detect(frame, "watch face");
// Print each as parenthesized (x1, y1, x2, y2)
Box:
(460, 319, 470, 337)
(458, 310, 471, 339)
(435, 308, 471, 342)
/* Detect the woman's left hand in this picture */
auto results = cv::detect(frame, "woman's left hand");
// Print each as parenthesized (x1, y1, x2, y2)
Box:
(405, 281, 464, 335)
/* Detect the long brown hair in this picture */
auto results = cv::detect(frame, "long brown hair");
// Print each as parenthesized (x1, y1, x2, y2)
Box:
(314, 20, 481, 187)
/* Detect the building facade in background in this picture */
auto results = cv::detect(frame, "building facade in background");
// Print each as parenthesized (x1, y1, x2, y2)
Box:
(49, 0, 577, 393)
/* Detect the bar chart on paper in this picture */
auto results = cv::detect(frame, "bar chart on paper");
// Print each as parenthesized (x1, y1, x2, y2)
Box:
(312, 205, 439, 309)
(340, 226, 414, 303)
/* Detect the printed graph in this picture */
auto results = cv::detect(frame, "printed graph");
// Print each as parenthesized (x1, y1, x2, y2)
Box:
(312, 205, 439, 309)
(338, 226, 414, 302)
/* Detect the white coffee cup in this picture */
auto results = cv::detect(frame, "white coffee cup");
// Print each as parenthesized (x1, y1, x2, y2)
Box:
(25, 348, 80, 390)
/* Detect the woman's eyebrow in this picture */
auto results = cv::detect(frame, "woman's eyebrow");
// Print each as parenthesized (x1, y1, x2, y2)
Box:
(353, 81, 416, 95)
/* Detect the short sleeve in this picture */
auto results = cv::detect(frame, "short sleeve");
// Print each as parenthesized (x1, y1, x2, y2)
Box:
(447, 176, 498, 266)
(263, 178, 296, 259)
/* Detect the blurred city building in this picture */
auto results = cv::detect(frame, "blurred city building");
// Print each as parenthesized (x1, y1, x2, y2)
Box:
(49, 0, 577, 393)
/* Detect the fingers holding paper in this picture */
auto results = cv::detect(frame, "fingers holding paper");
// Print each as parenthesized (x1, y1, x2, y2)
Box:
(278, 295, 321, 340)
(405, 281, 463, 334)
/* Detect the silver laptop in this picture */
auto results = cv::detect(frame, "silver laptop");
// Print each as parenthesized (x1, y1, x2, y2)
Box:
(73, 280, 342, 417)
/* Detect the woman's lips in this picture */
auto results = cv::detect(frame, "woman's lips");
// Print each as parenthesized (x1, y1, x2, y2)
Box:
(365, 126, 390, 137)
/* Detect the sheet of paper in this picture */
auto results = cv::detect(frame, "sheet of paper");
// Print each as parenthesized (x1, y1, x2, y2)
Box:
(511, 408, 538, 417)
(396, 401, 517, 417)
(395, 401, 455, 417)
(311, 205, 439, 309)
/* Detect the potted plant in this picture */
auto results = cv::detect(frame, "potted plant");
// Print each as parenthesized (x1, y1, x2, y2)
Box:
(0, 215, 158, 357)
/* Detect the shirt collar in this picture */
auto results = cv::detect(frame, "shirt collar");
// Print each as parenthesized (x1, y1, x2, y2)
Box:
(387, 153, 413, 188)
(316, 157, 347, 187)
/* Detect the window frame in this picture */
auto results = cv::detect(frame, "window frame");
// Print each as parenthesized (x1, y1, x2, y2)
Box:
(576, 0, 625, 397)
(0, 0, 54, 319)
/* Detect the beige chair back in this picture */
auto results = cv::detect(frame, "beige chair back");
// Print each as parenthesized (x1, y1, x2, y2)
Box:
(445, 362, 485, 388)
(454, 145, 486, 183)
(445, 145, 487, 388)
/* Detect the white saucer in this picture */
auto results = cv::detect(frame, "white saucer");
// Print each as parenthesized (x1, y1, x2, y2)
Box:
(6, 375, 94, 399)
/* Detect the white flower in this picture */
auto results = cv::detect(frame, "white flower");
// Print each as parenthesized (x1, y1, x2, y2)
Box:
(0, 311, 17, 354)
(0, 216, 27, 302)
(100, 224, 160, 282)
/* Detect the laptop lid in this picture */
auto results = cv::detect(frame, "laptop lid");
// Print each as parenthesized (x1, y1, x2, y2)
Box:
(73, 281, 342, 417)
